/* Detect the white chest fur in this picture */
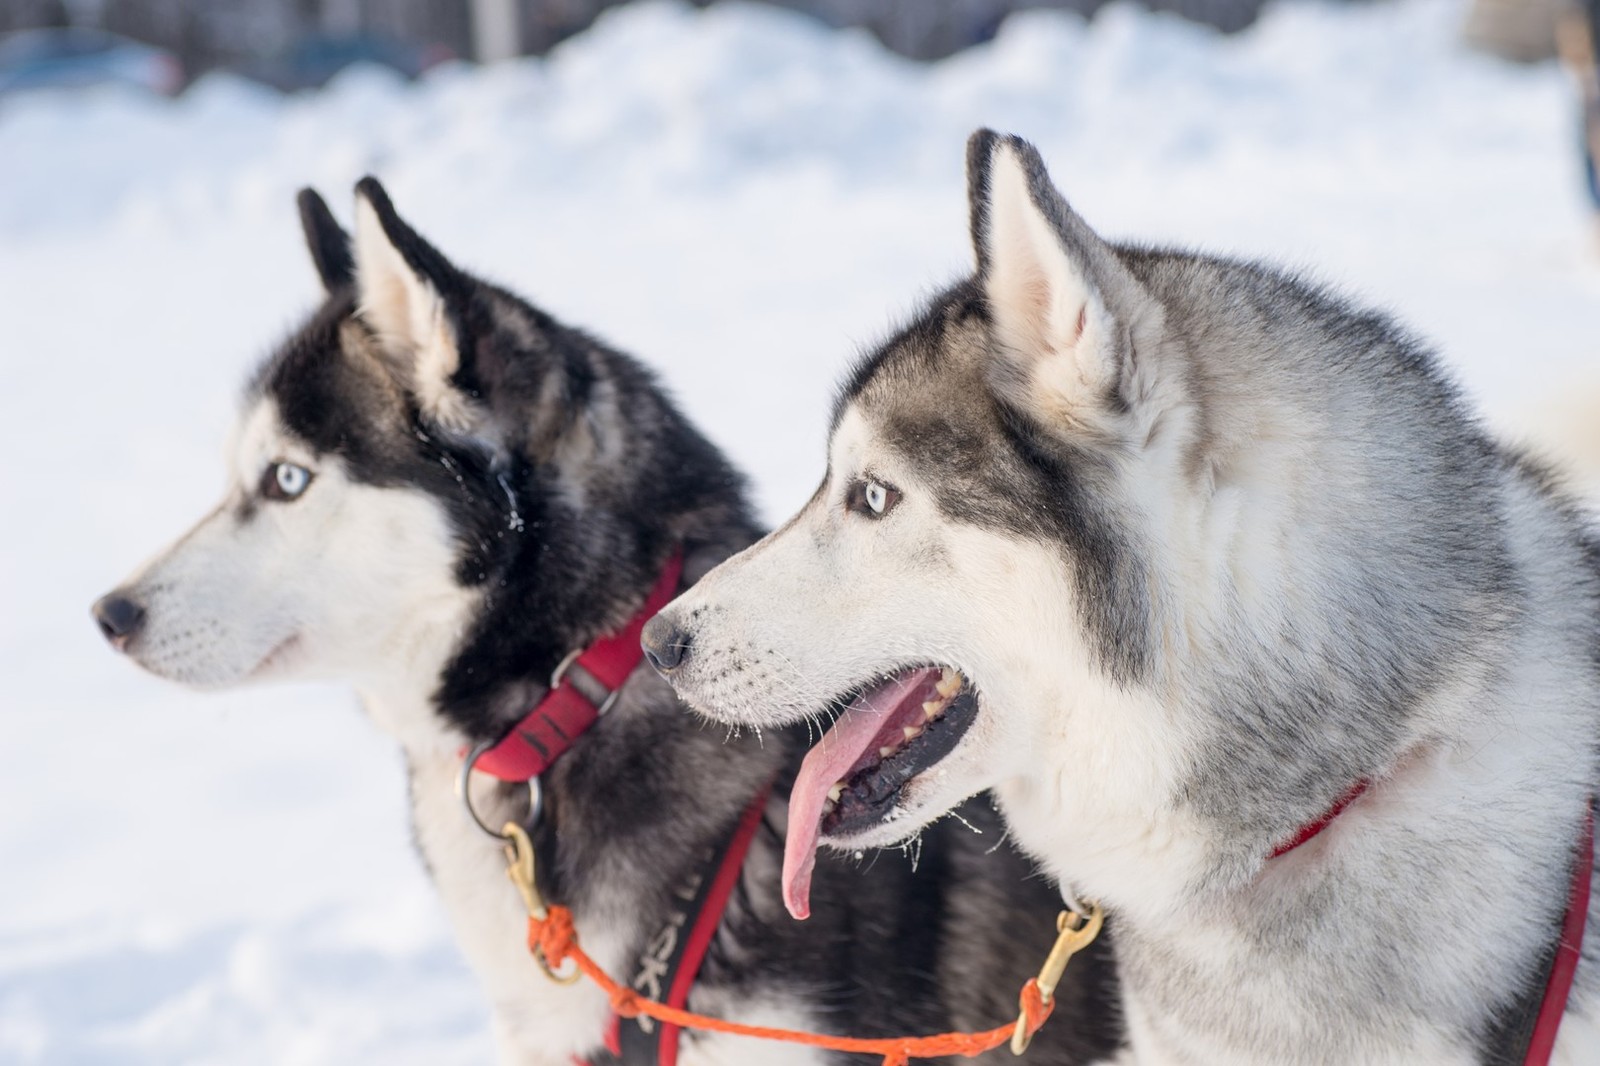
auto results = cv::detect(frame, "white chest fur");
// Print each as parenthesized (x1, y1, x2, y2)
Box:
(404, 753, 826, 1066)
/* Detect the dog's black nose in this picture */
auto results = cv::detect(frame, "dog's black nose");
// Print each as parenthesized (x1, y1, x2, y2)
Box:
(93, 592, 146, 651)
(641, 614, 691, 675)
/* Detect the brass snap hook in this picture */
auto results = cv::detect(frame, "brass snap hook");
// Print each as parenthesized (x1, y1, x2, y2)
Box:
(502, 821, 547, 918)
(1010, 902, 1104, 1055)
(502, 821, 582, 985)
(460, 742, 574, 983)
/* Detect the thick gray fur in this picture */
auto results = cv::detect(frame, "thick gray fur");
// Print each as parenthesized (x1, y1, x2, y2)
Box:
(652, 130, 1600, 1064)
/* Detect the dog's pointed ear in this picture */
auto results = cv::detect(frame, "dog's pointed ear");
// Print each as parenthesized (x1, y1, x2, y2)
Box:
(968, 130, 1156, 425)
(297, 188, 354, 293)
(351, 177, 479, 432)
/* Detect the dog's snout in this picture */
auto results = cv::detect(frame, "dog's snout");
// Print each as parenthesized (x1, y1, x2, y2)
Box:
(93, 592, 146, 651)
(642, 613, 692, 675)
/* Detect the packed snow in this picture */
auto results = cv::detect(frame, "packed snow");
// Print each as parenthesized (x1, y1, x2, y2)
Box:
(2, 0, 1597, 1061)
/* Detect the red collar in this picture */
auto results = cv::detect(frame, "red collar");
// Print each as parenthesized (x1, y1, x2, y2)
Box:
(1272, 783, 1593, 1066)
(472, 549, 684, 781)
(1268, 778, 1371, 859)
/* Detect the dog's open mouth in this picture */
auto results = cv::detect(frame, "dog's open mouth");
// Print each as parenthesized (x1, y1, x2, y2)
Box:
(783, 665, 978, 919)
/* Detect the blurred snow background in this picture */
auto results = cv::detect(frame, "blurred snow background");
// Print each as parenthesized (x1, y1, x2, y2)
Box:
(2, 0, 1598, 1061)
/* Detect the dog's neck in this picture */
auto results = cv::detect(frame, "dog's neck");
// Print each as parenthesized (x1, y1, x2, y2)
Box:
(355, 537, 790, 883)
(1009, 435, 1600, 1061)
(349, 539, 682, 757)
(1000, 674, 1596, 1064)
(350, 548, 794, 1062)
(353, 599, 484, 757)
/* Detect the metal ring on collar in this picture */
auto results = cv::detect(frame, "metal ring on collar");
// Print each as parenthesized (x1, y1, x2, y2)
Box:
(1059, 882, 1095, 922)
(549, 648, 582, 689)
(551, 647, 624, 717)
(458, 738, 543, 841)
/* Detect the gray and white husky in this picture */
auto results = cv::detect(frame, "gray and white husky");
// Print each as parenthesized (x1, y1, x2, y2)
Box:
(646, 130, 1600, 1065)
(90, 179, 1122, 1066)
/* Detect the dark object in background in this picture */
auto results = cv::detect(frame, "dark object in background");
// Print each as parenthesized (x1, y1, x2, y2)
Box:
(0, 0, 1289, 81)
(1462, 0, 1564, 61)
(1558, 0, 1600, 214)
(774, 0, 1263, 58)
(240, 33, 453, 92)
(1586, 0, 1600, 211)
(0, 26, 181, 94)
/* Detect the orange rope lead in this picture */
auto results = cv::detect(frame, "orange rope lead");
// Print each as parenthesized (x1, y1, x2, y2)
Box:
(500, 820, 1097, 1064)
(528, 904, 1056, 1066)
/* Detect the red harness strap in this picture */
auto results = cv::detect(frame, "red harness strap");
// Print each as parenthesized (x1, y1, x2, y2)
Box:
(1524, 804, 1594, 1066)
(651, 788, 771, 1066)
(572, 790, 770, 1066)
(1271, 783, 1593, 1066)
(452, 547, 774, 1066)
(474, 550, 684, 781)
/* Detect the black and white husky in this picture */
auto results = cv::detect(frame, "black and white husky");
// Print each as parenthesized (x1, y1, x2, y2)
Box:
(647, 131, 1600, 1065)
(90, 179, 1122, 1065)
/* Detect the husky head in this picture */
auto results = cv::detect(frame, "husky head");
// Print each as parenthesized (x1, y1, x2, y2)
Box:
(94, 180, 746, 750)
(648, 130, 1510, 920)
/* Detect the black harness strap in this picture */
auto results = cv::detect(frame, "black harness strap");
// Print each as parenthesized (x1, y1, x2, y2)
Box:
(610, 789, 771, 1066)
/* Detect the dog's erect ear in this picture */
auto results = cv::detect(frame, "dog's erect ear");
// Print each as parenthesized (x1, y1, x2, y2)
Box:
(967, 130, 1155, 425)
(297, 188, 354, 293)
(351, 177, 479, 432)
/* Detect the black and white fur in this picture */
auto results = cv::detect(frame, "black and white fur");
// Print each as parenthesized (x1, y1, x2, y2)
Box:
(90, 179, 1123, 1066)
(649, 131, 1600, 1065)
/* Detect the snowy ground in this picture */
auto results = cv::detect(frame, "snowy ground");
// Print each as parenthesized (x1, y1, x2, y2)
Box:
(2, 0, 1598, 1061)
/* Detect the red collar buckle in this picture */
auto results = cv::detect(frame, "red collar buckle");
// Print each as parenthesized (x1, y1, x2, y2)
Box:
(468, 549, 685, 783)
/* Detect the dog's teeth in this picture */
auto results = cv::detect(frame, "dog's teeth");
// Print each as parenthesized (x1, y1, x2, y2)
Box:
(936, 670, 962, 698)
(879, 746, 897, 759)
(923, 700, 946, 720)
(902, 726, 922, 741)
(827, 783, 844, 802)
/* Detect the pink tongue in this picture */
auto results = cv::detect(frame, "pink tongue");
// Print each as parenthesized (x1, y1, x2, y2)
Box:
(782, 669, 935, 920)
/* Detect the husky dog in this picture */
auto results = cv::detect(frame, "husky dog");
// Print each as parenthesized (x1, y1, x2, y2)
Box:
(90, 179, 1121, 1066)
(645, 130, 1600, 1065)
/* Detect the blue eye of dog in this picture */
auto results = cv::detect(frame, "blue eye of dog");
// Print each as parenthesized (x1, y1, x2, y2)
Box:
(847, 478, 900, 518)
(262, 461, 313, 501)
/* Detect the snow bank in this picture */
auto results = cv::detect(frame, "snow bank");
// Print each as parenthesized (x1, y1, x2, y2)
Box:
(2, 0, 1596, 1060)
